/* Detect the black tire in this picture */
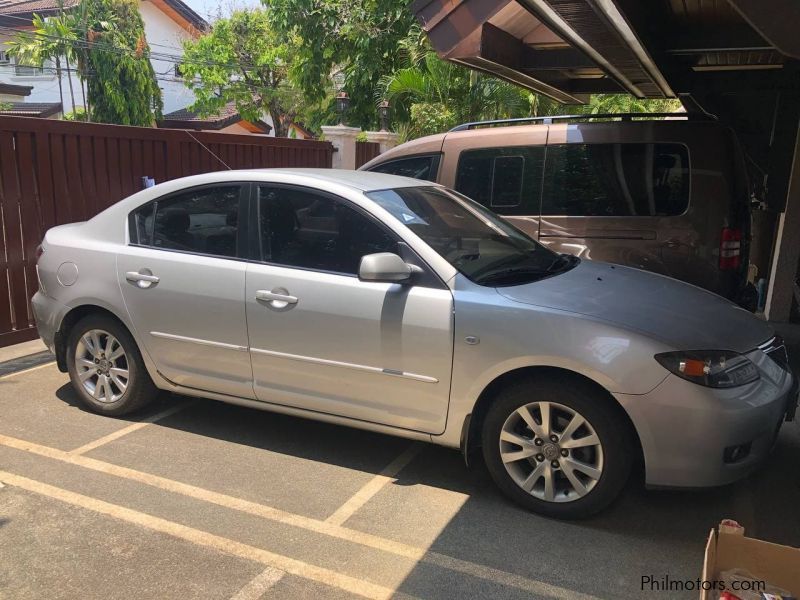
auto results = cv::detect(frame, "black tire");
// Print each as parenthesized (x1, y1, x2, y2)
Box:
(66, 314, 157, 416)
(482, 376, 632, 519)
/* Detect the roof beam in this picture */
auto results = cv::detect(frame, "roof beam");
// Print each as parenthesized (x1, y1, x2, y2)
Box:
(727, 0, 800, 60)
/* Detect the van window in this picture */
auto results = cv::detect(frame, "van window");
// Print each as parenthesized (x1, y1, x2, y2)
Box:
(541, 143, 690, 216)
(455, 146, 545, 216)
(368, 155, 439, 182)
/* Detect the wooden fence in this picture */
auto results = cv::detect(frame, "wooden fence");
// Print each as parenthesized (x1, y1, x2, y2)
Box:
(0, 116, 333, 347)
(355, 140, 381, 168)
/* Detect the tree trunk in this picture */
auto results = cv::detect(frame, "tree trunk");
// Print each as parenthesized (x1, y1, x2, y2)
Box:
(269, 103, 287, 137)
(63, 54, 77, 114)
(54, 57, 65, 114)
(80, 77, 89, 121)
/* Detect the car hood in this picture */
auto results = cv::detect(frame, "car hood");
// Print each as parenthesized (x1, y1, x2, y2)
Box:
(496, 260, 772, 353)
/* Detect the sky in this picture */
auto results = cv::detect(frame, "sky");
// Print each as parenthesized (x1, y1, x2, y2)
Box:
(181, 0, 260, 23)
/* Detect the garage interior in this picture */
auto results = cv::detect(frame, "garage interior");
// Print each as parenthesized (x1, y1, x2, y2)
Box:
(412, 0, 800, 322)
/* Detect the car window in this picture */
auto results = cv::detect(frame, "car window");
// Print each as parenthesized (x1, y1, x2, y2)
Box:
(455, 146, 544, 215)
(368, 155, 438, 182)
(258, 186, 398, 275)
(541, 143, 690, 216)
(131, 186, 241, 258)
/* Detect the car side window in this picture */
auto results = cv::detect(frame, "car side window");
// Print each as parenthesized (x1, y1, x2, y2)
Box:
(131, 185, 241, 258)
(541, 143, 690, 216)
(368, 155, 438, 182)
(258, 186, 398, 275)
(455, 146, 544, 216)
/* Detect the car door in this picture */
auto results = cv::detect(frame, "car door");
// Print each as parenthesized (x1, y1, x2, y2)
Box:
(117, 183, 253, 399)
(245, 184, 454, 434)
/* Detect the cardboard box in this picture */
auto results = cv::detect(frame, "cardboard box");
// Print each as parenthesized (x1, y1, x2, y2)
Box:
(701, 521, 800, 599)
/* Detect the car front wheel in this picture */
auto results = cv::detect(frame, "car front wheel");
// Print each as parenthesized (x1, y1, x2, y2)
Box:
(482, 377, 632, 519)
(66, 314, 157, 416)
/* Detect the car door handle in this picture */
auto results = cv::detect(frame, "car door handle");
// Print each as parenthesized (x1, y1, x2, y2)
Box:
(255, 289, 298, 306)
(125, 270, 160, 288)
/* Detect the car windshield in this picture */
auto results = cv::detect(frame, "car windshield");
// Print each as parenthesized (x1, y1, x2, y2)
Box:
(366, 186, 578, 286)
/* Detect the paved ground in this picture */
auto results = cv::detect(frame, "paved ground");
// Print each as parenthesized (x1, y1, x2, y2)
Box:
(1, 358, 799, 599)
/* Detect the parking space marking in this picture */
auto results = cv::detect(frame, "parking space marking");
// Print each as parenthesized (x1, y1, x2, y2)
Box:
(0, 470, 401, 600)
(0, 360, 56, 379)
(325, 443, 424, 527)
(0, 433, 600, 600)
(229, 566, 285, 600)
(68, 401, 193, 455)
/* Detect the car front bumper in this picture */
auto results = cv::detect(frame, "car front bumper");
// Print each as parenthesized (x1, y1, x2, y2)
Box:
(615, 349, 797, 489)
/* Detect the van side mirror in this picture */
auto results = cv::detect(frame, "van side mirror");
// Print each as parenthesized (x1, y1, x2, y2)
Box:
(358, 252, 422, 283)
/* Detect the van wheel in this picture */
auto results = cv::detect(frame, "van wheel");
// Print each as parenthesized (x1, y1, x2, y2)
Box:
(482, 377, 632, 519)
(66, 315, 157, 416)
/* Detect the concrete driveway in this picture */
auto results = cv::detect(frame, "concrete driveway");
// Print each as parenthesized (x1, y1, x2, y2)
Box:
(1, 360, 799, 600)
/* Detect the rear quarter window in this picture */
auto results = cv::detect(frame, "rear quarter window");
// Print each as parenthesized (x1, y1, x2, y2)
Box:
(368, 155, 439, 182)
(541, 143, 690, 217)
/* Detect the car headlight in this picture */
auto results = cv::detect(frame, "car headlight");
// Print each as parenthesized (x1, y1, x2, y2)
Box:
(654, 350, 760, 388)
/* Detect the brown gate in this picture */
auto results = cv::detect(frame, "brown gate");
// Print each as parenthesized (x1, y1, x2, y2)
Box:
(355, 140, 381, 168)
(0, 116, 333, 347)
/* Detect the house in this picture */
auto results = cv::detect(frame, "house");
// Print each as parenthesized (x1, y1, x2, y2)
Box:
(0, 0, 208, 115)
(158, 102, 273, 134)
(0, 81, 61, 117)
(159, 101, 317, 138)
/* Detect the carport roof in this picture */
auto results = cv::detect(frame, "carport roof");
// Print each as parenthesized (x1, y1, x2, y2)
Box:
(412, 0, 800, 105)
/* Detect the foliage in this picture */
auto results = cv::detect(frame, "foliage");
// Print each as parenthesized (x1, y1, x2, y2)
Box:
(0, 101, 11, 111)
(573, 94, 682, 115)
(181, 9, 297, 136)
(380, 49, 532, 137)
(265, 0, 417, 129)
(64, 107, 88, 121)
(83, 0, 163, 125)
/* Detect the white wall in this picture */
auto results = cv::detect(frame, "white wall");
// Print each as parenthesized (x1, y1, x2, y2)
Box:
(0, 1, 198, 116)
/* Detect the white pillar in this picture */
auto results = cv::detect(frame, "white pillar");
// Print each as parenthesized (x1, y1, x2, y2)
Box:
(320, 125, 361, 170)
(364, 130, 400, 154)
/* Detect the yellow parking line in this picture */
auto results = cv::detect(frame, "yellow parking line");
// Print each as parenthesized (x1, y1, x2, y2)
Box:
(0, 432, 599, 600)
(68, 401, 193, 455)
(325, 443, 424, 526)
(229, 567, 285, 600)
(0, 470, 397, 600)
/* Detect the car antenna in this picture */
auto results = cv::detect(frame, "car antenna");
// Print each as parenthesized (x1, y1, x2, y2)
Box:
(183, 130, 232, 170)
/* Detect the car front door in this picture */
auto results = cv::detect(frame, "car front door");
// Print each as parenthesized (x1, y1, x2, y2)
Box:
(245, 184, 454, 434)
(117, 183, 253, 399)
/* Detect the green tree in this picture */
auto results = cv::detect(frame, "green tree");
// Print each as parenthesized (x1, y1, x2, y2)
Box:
(380, 50, 532, 138)
(83, 0, 163, 125)
(574, 94, 682, 115)
(266, 0, 417, 129)
(181, 9, 294, 137)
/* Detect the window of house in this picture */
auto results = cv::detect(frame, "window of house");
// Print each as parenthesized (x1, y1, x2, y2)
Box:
(368, 155, 439, 182)
(131, 185, 241, 258)
(541, 143, 690, 216)
(0, 50, 10, 65)
(13, 56, 46, 77)
(258, 186, 397, 275)
(455, 146, 545, 216)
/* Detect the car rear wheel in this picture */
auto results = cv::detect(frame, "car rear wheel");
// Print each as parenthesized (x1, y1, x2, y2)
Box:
(482, 377, 632, 519)
(66, 315, 157, 416)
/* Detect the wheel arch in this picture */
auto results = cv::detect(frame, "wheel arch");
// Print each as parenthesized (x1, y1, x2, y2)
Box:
(54, 304, 136, 373)
(463, 366, 644, 469)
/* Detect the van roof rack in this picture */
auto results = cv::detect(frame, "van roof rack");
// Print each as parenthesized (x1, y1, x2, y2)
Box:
(449, 112, 702, 132)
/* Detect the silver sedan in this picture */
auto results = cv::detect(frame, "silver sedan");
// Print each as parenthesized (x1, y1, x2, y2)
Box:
(32, 169, 797, 518)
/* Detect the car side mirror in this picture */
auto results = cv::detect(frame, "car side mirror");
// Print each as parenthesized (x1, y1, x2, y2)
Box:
(358, 252, 422, 283)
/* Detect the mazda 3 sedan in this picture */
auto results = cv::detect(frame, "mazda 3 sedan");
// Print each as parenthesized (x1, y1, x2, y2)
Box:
(32, 169, 797, 518)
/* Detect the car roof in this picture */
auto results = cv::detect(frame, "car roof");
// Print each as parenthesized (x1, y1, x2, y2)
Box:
(243, 168, 434, 191)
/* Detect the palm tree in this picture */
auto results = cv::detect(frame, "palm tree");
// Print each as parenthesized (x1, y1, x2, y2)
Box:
(5, 10, 80, 114)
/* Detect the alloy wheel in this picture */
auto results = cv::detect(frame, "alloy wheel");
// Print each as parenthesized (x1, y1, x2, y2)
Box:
(74, 329, 130, 403)
(499, 401, 604, 503)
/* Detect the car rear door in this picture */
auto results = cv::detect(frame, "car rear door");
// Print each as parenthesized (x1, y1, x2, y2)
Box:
(117, 183, 253, 399)
(244, 184, 454, 434)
